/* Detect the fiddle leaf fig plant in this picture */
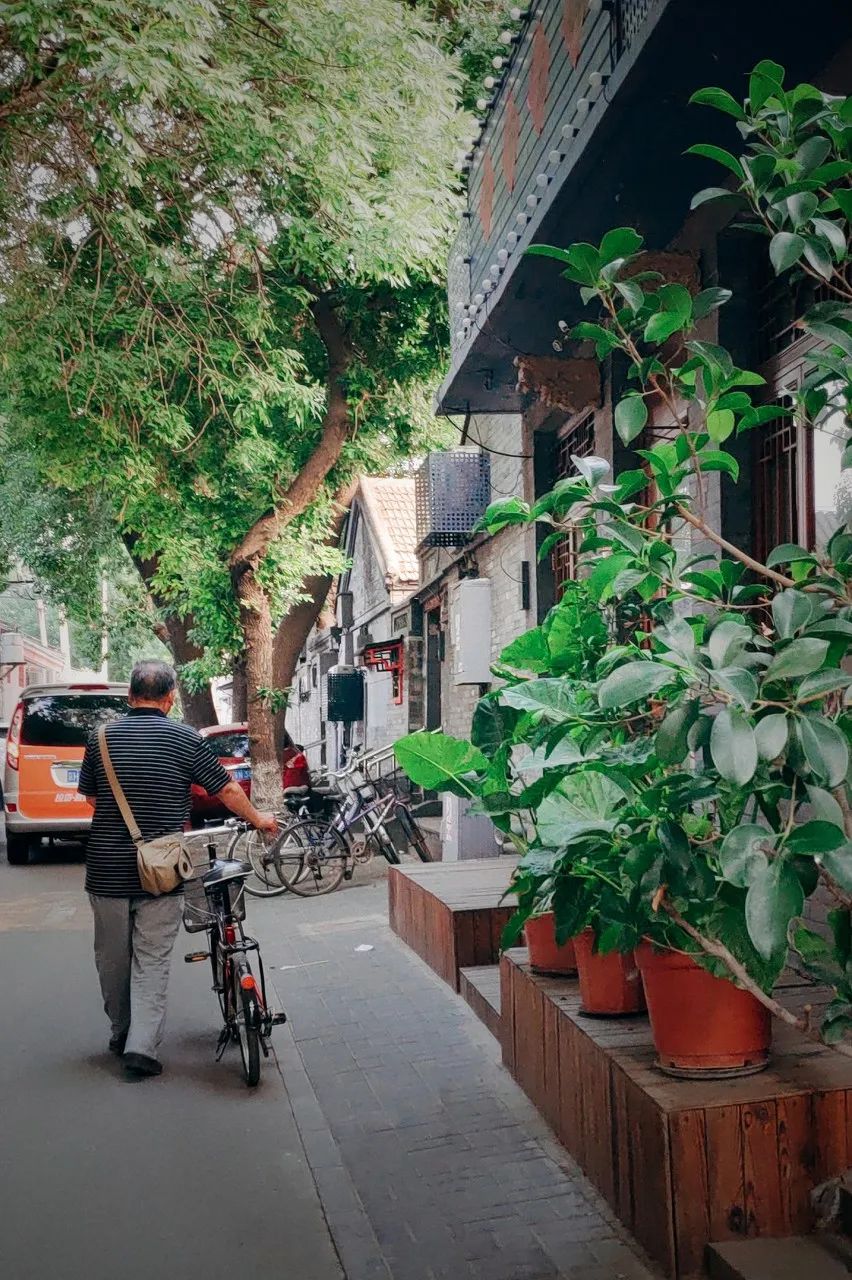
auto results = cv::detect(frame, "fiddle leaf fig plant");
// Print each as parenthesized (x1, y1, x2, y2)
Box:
(396, 67, 852, 1054)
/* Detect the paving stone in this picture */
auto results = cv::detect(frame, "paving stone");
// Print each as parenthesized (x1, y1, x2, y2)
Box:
(255, 883, 661, 1280)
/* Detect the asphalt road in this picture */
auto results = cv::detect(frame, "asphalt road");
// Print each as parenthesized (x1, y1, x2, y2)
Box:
(0, 820, 344, 1280)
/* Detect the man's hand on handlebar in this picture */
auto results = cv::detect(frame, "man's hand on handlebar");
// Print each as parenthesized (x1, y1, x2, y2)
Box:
(254, 812, 279, 837)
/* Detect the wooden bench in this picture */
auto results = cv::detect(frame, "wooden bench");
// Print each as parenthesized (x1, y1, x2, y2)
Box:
(501, 949, 852, 1279)
(388, 859, 517, 991)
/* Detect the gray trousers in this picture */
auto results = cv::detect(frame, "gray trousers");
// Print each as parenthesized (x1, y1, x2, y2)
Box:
(89, 893, 183, 1061)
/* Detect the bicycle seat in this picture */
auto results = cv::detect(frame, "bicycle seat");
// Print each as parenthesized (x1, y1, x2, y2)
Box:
(202, 858, 253, 886)
(310, 784, 337, 798)
(283, 785, 311, 798)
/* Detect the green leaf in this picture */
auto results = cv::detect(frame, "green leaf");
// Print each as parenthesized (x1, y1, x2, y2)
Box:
(688, 87, 747, 120)
(806, 784, 845, 829)
(786, 820, 847, 855)
(797, 718, 850, 788)
(572, 321, 620, 356)
(818, 844, 852, 894)
(690, 186, 742, 210)
(655, 700, 699, 764)
(755, 713, 789, 761)
(804, 320, 852, 359)
(764, 638, 829, 681)
(706, 408, 735, 442)
(812, 218, 847, 262)
(797, 670, 852, 702)
(745, 860, 804, 962)
(770, 231, 805, 273)
(719, 824, 772, 887)
(785, 191, 819, 227)
(772, 589, 814, 640)
(599, 227, 643, 262)
(394, 733, 487, 794)
(613, 395, 648, 446)
(471, 698, 519, 758)
(749, 59, 785, 113)
(692, 287, 733, 320)
(803, 236, 834, 280)
(514, 739, 584, 773)
(598, 661, 675, 709)
(708, 620, 751, 669)
(766, 543, 812, 568)
(686, 143, 744, 179)
(478, 496, 531, 533)
(710, 707, 758, 785)
(614, 280, 644, 312)
(501, 679, 581, 721)
(572, 454, 610, 486)
(499, 627, 551, 673)
(796, 135, 832, 175)
(644, 312, 686, 344)
(535, 773, 624, 848)
(696, 449, 739, 480)
(711, 666, 758, 711)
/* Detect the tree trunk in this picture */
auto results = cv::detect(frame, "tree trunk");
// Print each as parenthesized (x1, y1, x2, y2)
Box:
(233, 563, 281, 809)
(231, 657, 248, 722)
(122, 535, 217, 728)
(271, 479, 356, 752)
(228, 291, 354, 777)
(162, 613, 218, 728)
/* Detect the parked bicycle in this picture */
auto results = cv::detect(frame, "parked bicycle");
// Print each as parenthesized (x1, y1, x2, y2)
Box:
(182, 821, 286, 1086)
(267, 746, 433, 897)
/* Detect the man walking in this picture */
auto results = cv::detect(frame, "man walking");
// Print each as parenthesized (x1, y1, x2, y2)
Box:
(78, 660, 279, 1078)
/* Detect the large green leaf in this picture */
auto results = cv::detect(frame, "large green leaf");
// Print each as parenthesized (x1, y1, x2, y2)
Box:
(786, 820, 847, 854)
(655, 700, 699, 764)
(711, 667, 758, 711)
(818, 844, 852, 894)
(688, 87, 746, 120)
(598, 661, 675, 709)
(514, 740, 584, 773)
(772, 588, 813, 639)
(499, 627, 551, 673)
(394, 733, 486, 795)
(686, 143, 744, 178)
(806, 785, 845, 830)
(710, 707, 758, 785)
(718, 825, 772, 887)
(797, 718, 849, 788)
(764, 637, 829, 681)
(708, 621, 752, 670)
(599, 227, 643, 262)
(501, 679, 580, 721)
(769, 231, 805, 273)
(745, 859, 804, 962)
(471, 698, 519, 759)
(536, 773, 624, 848)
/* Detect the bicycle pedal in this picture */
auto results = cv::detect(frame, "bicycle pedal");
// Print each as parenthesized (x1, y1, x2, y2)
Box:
(269, 1011, 288, 1026)
(184, 951, 210, 963)
(343, 867, 354, 881)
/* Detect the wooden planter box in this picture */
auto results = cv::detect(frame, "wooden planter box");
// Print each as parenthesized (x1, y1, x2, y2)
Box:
(501, 950, 852, 1278)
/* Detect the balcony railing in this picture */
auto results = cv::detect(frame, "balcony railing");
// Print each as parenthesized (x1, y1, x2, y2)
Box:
(451, 0, 663, 357)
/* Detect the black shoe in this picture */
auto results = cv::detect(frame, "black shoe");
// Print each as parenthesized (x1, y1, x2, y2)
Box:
(123, 1052, 163, 1077)
(109, 1032, 128, 1056)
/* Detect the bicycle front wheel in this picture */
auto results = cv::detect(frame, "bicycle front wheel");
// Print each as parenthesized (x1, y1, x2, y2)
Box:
(240, 828, 290, 898)
(272, 819, 349, 897)
(395, 804, 434, 862)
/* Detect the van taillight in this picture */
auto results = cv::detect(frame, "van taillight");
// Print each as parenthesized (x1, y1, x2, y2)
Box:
(6, 703, 23, 770)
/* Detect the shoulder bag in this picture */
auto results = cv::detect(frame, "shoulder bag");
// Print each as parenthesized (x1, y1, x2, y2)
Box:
(98, 725, 194, 896)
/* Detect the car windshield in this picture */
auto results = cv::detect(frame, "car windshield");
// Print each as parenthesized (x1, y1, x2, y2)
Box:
(21, 694, 127, 747)
(208, 731, 250, 759)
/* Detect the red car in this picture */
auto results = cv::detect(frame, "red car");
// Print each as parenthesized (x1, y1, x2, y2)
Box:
(190, 723, 310, 825)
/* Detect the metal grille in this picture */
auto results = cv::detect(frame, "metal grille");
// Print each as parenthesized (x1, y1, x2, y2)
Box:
(754, 419, 801, 562)
(415, 450, 492, 548)
(552, 412, 595, 599)
(620, 0, 654, 48)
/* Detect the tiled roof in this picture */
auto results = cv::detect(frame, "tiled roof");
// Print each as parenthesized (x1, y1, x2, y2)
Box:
(358, 476, 419, 586)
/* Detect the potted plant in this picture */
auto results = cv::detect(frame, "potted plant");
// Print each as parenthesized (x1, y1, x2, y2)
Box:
(396, 66, 852, 1073)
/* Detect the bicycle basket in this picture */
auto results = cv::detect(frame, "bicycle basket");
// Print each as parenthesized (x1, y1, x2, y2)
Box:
(181, 842, 247, 933)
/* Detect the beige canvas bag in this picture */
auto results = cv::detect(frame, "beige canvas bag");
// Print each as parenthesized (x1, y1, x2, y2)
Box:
(98, 725, 194, 896)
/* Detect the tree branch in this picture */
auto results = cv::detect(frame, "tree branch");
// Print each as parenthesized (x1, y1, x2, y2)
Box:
(675, 503, 796, 588)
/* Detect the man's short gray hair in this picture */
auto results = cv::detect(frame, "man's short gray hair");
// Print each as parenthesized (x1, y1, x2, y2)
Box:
(129, 660, 177, 701)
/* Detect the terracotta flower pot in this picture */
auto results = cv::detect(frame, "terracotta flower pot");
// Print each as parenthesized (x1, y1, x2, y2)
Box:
(574, 929, 645, 1016)
(636, 941, 771, 1078)
(524, 912, 577, 976)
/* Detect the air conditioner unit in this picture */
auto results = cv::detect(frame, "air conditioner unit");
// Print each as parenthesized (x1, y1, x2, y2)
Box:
(415, 449, 491, 548)
(450, 579, 492, 684)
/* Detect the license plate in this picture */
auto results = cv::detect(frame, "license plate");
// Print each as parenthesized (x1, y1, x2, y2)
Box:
(65, 768, 80, 786)
(232, 766, 251, 782)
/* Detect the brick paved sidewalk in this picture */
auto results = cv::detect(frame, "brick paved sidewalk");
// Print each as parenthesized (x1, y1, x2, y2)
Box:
(255, 872, 661, 1280)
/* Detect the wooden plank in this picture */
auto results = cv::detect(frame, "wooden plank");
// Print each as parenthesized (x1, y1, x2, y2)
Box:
(513, 967, 546, 1111)
(625, 1072, 676, 1278)
(500, 952, 516, 1071)
(742, 1101, 784, 1237)
(777, 1093, 814, 1235)
(541, 994, 560, 1133)
(575, 1025, 615, 1206)
(669, 1109, 710, 1278)
(705, 1105, 746, 1242)
(813, 1090, 848, 1183)
(611, 1063, 635, 1230)
(557, 1004, 581, 1156)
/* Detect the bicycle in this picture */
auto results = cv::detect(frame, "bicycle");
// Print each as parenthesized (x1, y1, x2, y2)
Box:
(268, 747, 433, 897)
(182, 821, 286, 1086)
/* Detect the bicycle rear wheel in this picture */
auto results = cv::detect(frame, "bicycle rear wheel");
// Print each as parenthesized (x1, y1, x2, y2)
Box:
(232, 960, 261, 1087)
(273, 819, 349, 896)
(394, 803, 434, 862)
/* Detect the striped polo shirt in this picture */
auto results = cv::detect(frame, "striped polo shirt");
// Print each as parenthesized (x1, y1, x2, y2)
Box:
(78, 708, 230, 896)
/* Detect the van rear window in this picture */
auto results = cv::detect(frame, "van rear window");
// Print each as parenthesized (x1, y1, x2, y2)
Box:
(21, 695, 127, 747)
(207, 731, 250, 759)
